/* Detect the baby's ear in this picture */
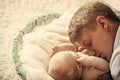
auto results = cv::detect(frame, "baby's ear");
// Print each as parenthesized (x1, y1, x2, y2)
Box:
(76, 63, 82, 70)
(76, 63, 82, 75)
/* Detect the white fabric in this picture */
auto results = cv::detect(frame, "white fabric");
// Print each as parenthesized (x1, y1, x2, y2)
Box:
(110, 26, 120, 80)
(113, 26, 120, 50)
(19, 12, 74, 80)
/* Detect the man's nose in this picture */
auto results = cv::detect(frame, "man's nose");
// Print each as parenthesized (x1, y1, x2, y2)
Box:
(86, 49, 96, 56)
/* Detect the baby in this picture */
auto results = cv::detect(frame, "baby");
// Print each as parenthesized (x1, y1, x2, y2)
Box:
(48, 51, 81, 80)
(48, 43, 110, 80)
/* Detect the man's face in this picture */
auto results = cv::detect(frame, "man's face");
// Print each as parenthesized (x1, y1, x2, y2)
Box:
(76, 26, 113, 61)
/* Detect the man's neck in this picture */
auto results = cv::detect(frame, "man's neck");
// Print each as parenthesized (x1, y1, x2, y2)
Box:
(110, 22, 119, 41)
(109, 22, 119, 58)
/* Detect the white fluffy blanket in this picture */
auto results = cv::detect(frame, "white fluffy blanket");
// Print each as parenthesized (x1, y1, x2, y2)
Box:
(19, 12, 74, 80)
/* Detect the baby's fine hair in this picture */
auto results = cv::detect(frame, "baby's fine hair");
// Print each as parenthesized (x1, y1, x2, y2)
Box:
(48, 51, 80, 80)
(68, 1, 120, 44)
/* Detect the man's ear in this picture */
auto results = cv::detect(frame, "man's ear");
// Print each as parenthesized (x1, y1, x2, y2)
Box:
(96, 16, 109, 32)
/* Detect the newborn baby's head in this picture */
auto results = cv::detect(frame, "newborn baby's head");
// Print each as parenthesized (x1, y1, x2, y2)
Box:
(48, 51, 82, 80)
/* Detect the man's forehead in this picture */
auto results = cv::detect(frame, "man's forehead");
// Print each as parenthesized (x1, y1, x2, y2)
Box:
(74, 34, 85, 46)
(75, 34, 90, 47)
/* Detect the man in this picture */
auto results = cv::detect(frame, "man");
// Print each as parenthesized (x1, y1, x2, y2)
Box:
(68, 2, 120, 80)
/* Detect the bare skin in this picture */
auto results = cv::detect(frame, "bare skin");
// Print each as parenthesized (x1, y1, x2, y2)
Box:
(50, 43, 78, 57)
(49, 43, 111, 80)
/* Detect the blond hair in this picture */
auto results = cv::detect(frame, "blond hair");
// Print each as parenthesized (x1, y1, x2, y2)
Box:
(68, 2, 120, 44)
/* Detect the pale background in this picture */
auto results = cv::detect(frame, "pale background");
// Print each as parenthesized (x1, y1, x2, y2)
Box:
(0, 0, 120, 80)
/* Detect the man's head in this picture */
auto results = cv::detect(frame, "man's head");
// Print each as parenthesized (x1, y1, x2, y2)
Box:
(48, 51, 81, 80)
(68, 2, 120, 61)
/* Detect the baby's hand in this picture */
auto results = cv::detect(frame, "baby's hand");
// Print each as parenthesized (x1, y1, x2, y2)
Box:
(50, 43, 78, 57)
(49, 46, 60, 57)
(76, 53, 90, 67)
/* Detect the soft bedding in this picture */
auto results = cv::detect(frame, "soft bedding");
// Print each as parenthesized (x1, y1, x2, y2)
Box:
(12, 6, 120, 80)
(18, 12, 74, 80)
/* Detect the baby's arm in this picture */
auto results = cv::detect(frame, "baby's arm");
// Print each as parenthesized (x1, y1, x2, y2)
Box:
(89, 56, 109, 71)
(50, 43, 78, 56)
(77, 52, 109, 71)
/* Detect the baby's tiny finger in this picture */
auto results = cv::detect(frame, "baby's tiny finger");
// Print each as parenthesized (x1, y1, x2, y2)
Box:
(49, 53, 53, 57)
(78, 46, 85, 52)
(49, 52, 54, 57)
(76, 58, 82, 63)
(76, 53, 80, 58)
